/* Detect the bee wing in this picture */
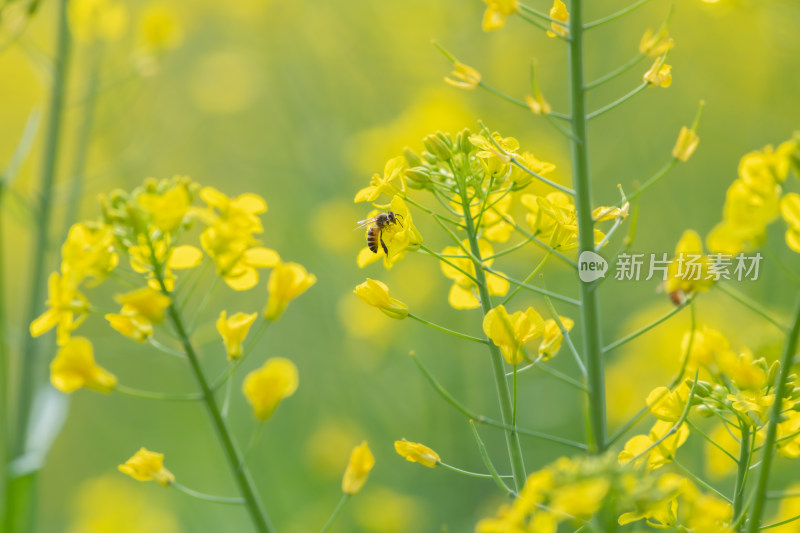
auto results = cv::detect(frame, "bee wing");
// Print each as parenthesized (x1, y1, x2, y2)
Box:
(353, 217, 377, 230)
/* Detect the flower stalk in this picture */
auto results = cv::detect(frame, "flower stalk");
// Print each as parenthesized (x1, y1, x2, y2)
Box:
(746, 295, 800, 533)
(4, 1, 71, 531)
(454, 165, 527, 491)
(149, 242, 273, 533)
(567, 0, 607, 453)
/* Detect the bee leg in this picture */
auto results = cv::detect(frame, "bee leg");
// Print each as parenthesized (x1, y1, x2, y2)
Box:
(379, 231, 389, 255)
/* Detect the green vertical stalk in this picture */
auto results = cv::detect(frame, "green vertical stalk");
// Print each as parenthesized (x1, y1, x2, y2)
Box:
(0, 184, 8, 473)
(567, 0, 607, 453)
(14, 0, 72, 455)
(733, 424, 750, 520)
(455, 170, 527, 491)
(3, 1, 71, 531)
(148, 248, 273, 533)
(746, 295, 800, 533)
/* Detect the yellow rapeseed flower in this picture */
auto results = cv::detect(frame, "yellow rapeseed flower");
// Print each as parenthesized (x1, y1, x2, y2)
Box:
(129, 238, 203, 291)
(672, 126, 700, 162)
(644, 59, 672, 88)
(619, 420, 689, 471)
(780, 192, 800, 252)
(264, 262, 316, 320)
(666, 230, 714, 298)
(547, 0, 569, 38)
(137, 181, 192, 234)
(115, 287, 171, 324)
(639, 27, 674, 57)
(394, 438, 440, 468)
(50, 337, 117, 394)
(216, 311, 258, 360)
(105, 309, 153, 342)
(242, 357, 299, 420)
(354, 156, 406, 204)
(30, 273, 90, 345)
(60, 223, 118, 286)
(483, 304, 544, 365)
(118, 447, 175, 486)
(539, 317, 574, 360)
(439, 239, 508, 310)
(354, 279, 408, 319)
(481, 0, 520, 31)
(444, 62, 482, 90)
(777, 411, 800, 458)
(342, 441, 375, 495)
(646, 382, 691, 422)
(356, 196, 423, 269)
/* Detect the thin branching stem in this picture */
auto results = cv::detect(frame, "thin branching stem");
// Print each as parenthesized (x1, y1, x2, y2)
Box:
(320, 494, 351, 533)
(407, 313, 489, 345)
(603, 298, 693, 353)
(746, 295, 800, 533)
(485, 267, 580, 306)
(583, 0, 656, 30)
(411, 352, 587, 450)
(587, 82, 648, 121)
(170, 481, 245, 505)
(469, 421, 515, 495)
(585, 53, 646, 90)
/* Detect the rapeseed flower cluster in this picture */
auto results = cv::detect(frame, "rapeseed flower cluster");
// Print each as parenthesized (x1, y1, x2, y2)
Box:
(31, 176, 314, 414)
(476, 454, 734, 532)
(707, 136, 799, 254)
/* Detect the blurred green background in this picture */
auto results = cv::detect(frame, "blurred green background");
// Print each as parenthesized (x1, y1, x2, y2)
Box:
(2, 0, 800, 531)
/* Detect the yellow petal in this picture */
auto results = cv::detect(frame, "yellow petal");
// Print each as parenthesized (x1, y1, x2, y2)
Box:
(244, 247, 280, 268)
(168, 245, 203, 269)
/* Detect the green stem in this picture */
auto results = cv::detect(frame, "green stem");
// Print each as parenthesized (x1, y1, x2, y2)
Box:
(499, 251, 551, 306)
(438, 461, 509, 480)
(567, 0, 607, 453)
(320, 494, 351, 533)
(170, 481, 245, 505)
(746, 295, 800, 533)
(148, 245, 273, 532)
(469, 420, 515, 495)
(672, 458, 731, 504)
(411, 351, 587, 450)
(734, 424, 751, 519)
(115, 384, 202, 402)
(625, 158, 679, 203)
(716, 283, 788, 333)
(603, 299, 692, 353)
(5, 2, 71, 531)
(587, 82, 648, 120)
(407, 313, 488, 344)
(760, 514, 800, 530)
(455, 167, 526, 491)
(14, 0, 71, 457)
(583, 0, 655, 30)
(484, 267, 581, 306)
(585, 53, 646, 90)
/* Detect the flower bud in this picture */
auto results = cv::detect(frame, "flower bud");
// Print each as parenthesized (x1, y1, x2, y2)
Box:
(354, 279, 408, 320)
(767, 360, 781, 386)
(423, 134, 452, 161)
(403, 146, 423, 167)
(404, 167, 431, 185)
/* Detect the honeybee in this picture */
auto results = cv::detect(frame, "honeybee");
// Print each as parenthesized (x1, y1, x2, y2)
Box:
(355, 211, 404, 255)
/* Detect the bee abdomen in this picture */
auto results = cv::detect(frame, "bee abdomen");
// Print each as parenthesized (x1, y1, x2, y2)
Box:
(367, 226, 379, 253)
